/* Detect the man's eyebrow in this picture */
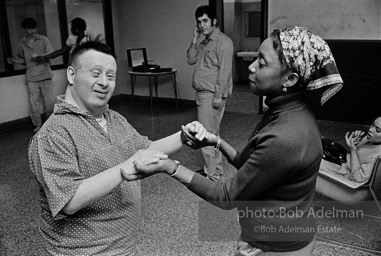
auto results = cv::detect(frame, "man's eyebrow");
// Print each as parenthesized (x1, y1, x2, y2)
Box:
(89, 65, 102, 69)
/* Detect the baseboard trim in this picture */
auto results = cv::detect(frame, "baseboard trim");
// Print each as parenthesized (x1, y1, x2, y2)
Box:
(0, 117, 32, 134)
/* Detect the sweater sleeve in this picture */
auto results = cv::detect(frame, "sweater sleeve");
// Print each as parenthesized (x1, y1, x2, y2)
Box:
(188, 132, 304, 209)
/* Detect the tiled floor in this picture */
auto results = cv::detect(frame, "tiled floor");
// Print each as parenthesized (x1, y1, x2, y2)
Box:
(0, 85, 380, 255)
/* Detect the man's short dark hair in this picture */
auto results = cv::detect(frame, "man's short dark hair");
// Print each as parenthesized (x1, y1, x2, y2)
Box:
(70, 40, 117, 67)
(71, 17, 87, 32)
(195, 5, 216, 21)
(21, 17, 37, 29)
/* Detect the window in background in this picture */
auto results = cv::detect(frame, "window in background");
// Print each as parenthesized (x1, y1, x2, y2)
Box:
(0, 32, 6, 73)
(0, 0, 112, 77)
(5, 0, 63, 71)
(65, 0, 105, 43)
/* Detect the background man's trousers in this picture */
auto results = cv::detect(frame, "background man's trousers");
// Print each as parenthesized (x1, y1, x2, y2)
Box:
(196, 92, 226, 181)
(27, 79, 54, 127)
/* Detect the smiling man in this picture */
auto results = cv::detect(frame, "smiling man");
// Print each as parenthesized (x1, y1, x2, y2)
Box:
(187, 5, 234, 181)
(28, 41, 207, 255)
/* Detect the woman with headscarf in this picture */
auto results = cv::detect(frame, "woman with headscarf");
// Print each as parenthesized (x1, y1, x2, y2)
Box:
(124, 26, 343, 255)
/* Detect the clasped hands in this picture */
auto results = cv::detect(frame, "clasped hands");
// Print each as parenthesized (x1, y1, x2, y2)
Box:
(121, 121, 217, 181)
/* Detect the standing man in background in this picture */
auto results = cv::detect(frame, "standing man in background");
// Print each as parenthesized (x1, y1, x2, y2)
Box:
(7, 17, 54, 132)
(187, 5, 234, 181)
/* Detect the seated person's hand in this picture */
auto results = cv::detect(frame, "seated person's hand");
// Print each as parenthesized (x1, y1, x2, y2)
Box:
(346, 130, 364, 148)
(345, 132, 358, 151)
(181, 121, 216, 149)
(121, 150, 168, 181)
(350, 130, 364, 145)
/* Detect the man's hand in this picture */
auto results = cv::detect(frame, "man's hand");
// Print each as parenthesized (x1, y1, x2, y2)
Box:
(213, 97, 222, 108)
(120, 150, 168, 181)
(133, 149, 168, 166)
(193, 26, 201, 40)
(123, 158, 174, 181)
(135, 158, 174, 177)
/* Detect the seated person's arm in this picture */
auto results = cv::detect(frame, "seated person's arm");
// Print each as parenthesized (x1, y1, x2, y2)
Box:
(345, 131, 361, 175)
(349, 162, 374, 183)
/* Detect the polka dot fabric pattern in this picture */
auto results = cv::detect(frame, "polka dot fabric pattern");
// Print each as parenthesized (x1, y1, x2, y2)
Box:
(28, 96, 151, 255)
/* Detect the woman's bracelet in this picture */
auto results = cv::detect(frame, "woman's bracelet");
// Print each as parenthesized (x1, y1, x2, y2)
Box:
(214, 136, 221, 154)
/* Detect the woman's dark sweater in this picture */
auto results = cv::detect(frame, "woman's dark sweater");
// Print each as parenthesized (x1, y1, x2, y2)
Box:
(188, 92, 322, 252)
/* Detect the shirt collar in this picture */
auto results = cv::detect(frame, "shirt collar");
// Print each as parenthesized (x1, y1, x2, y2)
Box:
(206, 27, 220, 42)
(54, 95, 110, 117)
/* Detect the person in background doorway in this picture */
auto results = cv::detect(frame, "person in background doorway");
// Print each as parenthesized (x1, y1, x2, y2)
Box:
(7, 17, 54, 132)
(187, 5, 234, 181)
(36, 17, 89, 64)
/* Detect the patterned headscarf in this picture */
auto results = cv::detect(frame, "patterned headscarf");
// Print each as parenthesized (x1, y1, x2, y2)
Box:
(279, 26, 343, 105)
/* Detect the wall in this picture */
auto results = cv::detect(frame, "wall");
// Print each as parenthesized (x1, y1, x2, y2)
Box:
(267, 0, 381, 124)
(0, 70, 67, 123)
(111, 0, 206, 101)
(268, 0, 381, 39)
(223, 0, 261, 84)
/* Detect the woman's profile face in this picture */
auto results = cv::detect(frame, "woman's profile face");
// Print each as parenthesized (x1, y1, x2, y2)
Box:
(248, 37, 288, 97)
(367, 117, 381, 144)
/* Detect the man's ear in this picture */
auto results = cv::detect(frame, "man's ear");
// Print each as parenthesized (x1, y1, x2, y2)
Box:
(67, 66, 75, 85)
(212, 19, 217, 26)
(283, 72, 299, 89)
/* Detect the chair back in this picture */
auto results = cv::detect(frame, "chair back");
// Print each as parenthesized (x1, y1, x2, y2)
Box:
(369, 156, 381, 213)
